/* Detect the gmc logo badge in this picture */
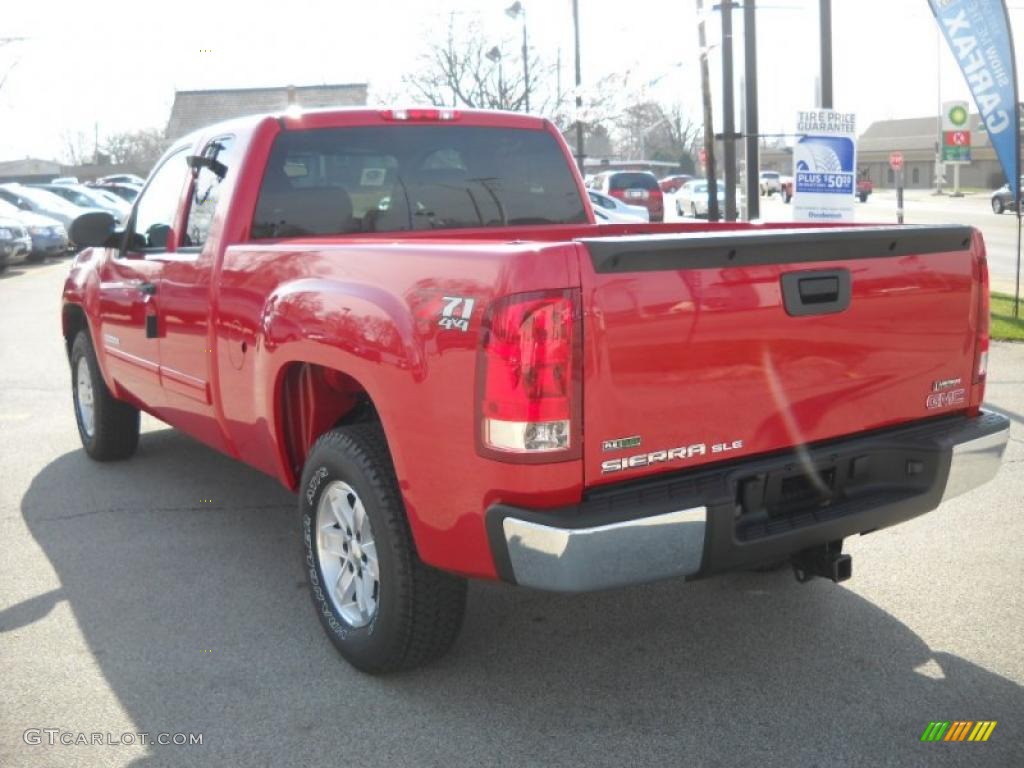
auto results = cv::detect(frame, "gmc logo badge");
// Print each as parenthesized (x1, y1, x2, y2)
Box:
(926, 389, 966, 410)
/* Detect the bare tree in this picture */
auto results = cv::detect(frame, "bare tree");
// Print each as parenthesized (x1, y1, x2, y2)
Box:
(103, 128, 168, 169)
(61, 129, 93, 165)
(401, 14, 546, 112)
(0, 37, 27, 94)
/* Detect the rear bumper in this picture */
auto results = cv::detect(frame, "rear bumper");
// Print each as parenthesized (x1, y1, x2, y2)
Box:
(487, 411, 1010, 592)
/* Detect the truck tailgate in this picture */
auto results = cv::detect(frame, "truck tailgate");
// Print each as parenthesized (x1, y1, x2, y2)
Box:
(578, 225, 983, 487)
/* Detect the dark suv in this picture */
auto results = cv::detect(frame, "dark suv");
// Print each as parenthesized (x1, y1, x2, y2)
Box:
(590, 171, 664, 222)
(991, 177, 1022, 214)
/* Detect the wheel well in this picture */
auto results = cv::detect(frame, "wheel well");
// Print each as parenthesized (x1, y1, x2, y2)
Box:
(278, 362, 378, 478)
(63, 304, 87, 359)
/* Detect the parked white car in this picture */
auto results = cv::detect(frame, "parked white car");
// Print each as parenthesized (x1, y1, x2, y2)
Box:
(676, 179, 725, 218)
(588, 190, 649, 223)
(0, 183, 104, 229)
(759, 171, 781, 196)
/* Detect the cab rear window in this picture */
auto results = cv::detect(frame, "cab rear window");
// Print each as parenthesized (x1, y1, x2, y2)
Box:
(251, 125, 587, 238)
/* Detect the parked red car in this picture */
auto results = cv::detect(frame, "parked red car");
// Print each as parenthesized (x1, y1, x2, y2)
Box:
(62, 107, 1009, 672)
(589, 170, 665, 222)
(659, 174, 693, 194)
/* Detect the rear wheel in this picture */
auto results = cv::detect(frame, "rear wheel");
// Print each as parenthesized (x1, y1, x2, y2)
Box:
(692, 203, 699, 218)
(71, 331, 140, 460)
(301, 424, 467, 673)
(992, 198, 1005, 214)
(858, 193, 869, 203)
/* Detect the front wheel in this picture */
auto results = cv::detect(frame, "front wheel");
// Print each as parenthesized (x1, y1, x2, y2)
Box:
(992, 198, 1005, 214)
(71, 331, 140, 460)
(301, 424, 467, 673)
(858, 193, 869, 203)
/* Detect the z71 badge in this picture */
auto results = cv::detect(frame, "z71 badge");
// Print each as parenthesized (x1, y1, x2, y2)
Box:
(439, 296, 475, 332)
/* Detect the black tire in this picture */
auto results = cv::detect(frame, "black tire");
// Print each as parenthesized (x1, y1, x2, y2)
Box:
(25, 252, 46, 264)
(782, 190, 791, 204)
(301, 424, 467, 673)
(71, 331, 140, 461)
(992, 198, 1005, 214)
(858, 193, 868, 203)
(676, 200, 683, 217)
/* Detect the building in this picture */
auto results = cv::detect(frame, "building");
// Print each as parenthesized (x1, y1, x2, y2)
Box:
(0, 158, 63, 184)
(165, 83, 369, 140)
(858, 113, 1013, 190)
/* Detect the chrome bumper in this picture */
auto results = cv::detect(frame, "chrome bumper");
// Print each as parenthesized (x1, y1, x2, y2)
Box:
(501, 507, 706, 592)
(490, 411, 1010, 593)
(940, 417, 1011, 502)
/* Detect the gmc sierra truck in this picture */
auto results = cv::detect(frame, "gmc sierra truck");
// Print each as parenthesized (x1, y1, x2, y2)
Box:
(62, 107, 1010, 673)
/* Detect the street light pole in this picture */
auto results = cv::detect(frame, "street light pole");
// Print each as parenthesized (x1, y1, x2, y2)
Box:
(486, 46, 505, 108)
(573, 0, 584, 172)
(506, 2, 530, 112)
(697, 0, 720, 221)
(744, 0, 760, 220)
(819, 0, 832, 109)
(721, 0, 737, 221)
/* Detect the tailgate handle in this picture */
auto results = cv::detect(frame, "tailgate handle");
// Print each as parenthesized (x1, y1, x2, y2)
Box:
(781, 269, 851, 316)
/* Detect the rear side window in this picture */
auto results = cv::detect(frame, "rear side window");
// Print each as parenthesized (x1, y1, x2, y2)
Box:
(609, 173, 658, 191)
(252, 125, 586, 237)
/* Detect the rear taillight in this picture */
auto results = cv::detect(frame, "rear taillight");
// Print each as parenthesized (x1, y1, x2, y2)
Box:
(476, 289, 582, 461)
(973, 250, 990, 385)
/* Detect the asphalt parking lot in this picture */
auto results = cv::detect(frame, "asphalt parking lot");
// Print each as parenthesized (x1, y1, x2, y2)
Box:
(1, 258, 1022, 768)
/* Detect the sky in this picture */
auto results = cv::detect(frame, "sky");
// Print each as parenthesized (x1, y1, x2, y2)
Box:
(2, 0, 1023, 162)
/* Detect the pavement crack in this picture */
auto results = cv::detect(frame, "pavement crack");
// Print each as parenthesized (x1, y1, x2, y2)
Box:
(35, 503, 289, 522)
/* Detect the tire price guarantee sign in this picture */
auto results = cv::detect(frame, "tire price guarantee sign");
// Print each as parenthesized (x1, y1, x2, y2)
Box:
(793, 109, 857, 223)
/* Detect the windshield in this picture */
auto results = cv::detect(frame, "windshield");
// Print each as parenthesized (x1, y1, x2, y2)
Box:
(608, 173, 658, 191)
(15, 186, 83, 214)
(46, 187, 94, 207)
(252, 125, 587, 237)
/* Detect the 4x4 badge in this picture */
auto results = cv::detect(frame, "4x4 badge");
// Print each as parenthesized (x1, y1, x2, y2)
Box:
(602, 436, 642, 452)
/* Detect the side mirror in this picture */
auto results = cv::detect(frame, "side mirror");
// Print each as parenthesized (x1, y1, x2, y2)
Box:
(69, 211, 119, 248)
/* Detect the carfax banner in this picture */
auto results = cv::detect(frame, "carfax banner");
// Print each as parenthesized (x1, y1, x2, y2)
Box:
(793, 109, 857, 222)
(928, 0, 1020, 201)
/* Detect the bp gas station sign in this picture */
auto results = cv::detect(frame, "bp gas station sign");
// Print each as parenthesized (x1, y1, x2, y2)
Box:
(941, 100, 971, 163)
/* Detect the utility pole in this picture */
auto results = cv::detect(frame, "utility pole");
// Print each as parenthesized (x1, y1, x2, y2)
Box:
(573, 0, 585, 172)
(819, 0, 832, 109)
(505, 2, 530, 112)
(720, 0, 737, 222)
(744, 0, 759, 220)
(721, 0, 737, 221)
(697, 0, 720, 221)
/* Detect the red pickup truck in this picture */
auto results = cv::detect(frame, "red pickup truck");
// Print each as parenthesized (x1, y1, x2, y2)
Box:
(62, 107, 1009, 673)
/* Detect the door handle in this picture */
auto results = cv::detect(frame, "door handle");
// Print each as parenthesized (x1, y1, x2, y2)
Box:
(780, 269, 851, 316)
(138, 281, 157, 296)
